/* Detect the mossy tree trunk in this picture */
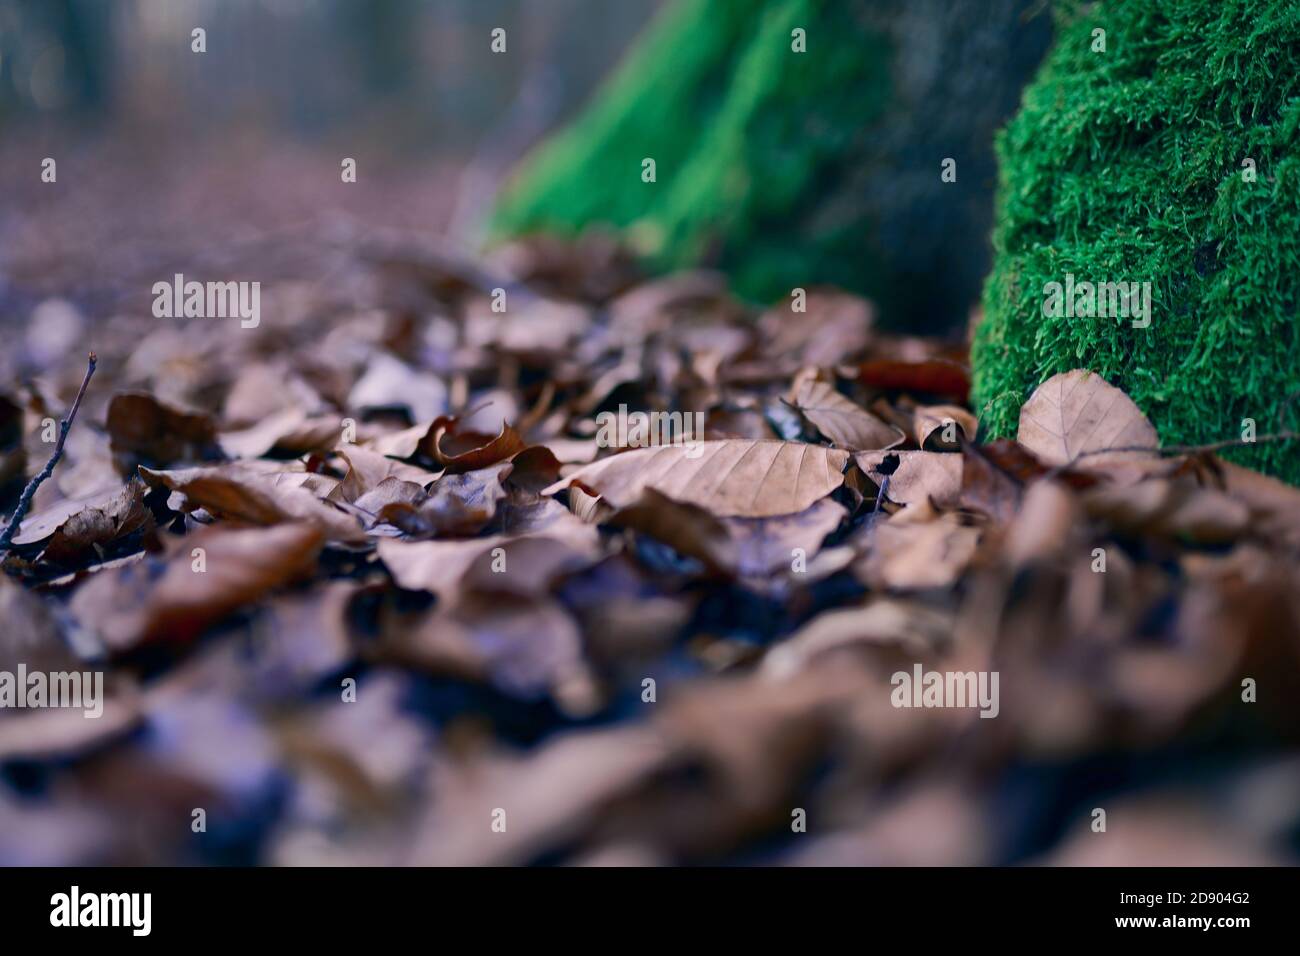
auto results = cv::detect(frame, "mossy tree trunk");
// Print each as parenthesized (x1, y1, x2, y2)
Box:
(973, 0, 1300, 483)
(490, 0, 1051, 331)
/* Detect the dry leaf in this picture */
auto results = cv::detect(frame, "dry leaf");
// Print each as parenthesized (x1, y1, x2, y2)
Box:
(0, 575, 77, 672)
(855, 450, 962, 508)
(363, 420, 438, 459)
(537, 437, 600, 465)
(763, 600, 953, 679)
(69, 523, 325, 650)
(348, 352, 448, 421)
(1083, 478, 1250, 544)
(465, 296, 592, 353)
(504, 445, 563, 492)
(432, 421, 526, 473)
(914, 403, 978, 450)
(1218, 461, 1300, 551)
(106, 392, 221, 473)
(608, 489, 737, 573)
(41, 480, 152, 565)
(858, 358, 970, 402)
(1017, 369, 1159, 468)
(352, 476, 428, 513)
(726, 498, 846, 578)
(0, 686, 142, 762)
(219, 408, 343, 459)
(411, 725, 669, 866)
(11, 482, 140, 547)
(378, 462, 512, 537)
(377, 527, 600, 603)
(958, 439, 1055, 522)
(1003, 480, 1080, 569)
(139, 464, 365, 544)
(856, 512, 980, 590)
(757, 291, 873, 366)
(791, 378, 903, 450)
(545, 440, 849, 518)
(332, 445, 441, 503)
(373, 594, 585, 700)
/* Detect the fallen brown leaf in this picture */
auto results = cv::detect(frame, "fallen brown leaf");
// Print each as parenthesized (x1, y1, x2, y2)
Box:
(377, 525, 600, 603)
(41, 479, 152, 565)
(377, 462, 512, 537)
(372, 593, 586, 700)
(219, 408, 343, 459)
(433, 421, 527, 473)
(139, 463, 365, 544)
(790, 377, 903, 451)
(347, 352, 448, 421)
(1017, 369, 1159, 469)
(914, 403, 978, 450)
(69, 522, 325, 650)
(106, 392, 221, 473)
(856, 511, 980, 590)
(858, 358, 970, 403)
(855, 450, 962, 508)
(726, 498, 846, 579)
(332, 445, 441, 503)
(546, 440, 850, 518)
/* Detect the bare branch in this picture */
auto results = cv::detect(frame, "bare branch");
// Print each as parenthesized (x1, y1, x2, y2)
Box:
(0, 353, 98, 553)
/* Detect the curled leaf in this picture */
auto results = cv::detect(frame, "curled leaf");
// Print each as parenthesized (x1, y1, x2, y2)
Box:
(433, 421, 526, 473)
(790, 378, 903, 450)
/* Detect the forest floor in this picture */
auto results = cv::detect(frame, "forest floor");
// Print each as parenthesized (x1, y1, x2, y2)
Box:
(2, 144, 1300, 864)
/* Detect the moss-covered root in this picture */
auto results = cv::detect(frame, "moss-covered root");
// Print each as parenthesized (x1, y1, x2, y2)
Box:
(974, 0, 1300, 483)
(491, 0, 1051, 330)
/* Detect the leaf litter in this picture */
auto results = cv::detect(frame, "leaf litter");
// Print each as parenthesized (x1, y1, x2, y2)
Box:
(1, 234, 1299, 866)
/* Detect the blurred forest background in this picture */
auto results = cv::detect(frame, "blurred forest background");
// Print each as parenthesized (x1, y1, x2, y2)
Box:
(0, 0, 660, 315)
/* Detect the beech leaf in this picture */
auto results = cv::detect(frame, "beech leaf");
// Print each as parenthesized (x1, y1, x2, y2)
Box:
(790, 378, 904, 450)
(544, 440, 849, 518)
(1017, 369, 1159, 467)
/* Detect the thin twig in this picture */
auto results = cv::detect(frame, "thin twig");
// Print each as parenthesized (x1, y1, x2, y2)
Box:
(1067, 430, 1299, 466)
(1050, 388, 1300, 470)
(867, 473, 891, 533)
(0, 353, 98, 553)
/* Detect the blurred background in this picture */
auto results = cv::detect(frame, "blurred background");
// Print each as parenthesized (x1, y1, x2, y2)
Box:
(1, 0, 1053, 330)
(0, 0, 661, 314)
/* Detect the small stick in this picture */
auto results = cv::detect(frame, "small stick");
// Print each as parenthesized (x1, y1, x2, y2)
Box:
(865, 473, 892, 539)
(1058, 388, 1300, 470)
(0, 353, 98, 552)
(871, 474, 891, 518)
(1069, 431, 1299, 464)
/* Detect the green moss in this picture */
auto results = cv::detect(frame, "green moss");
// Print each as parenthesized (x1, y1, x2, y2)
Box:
(491, 0, 1050, 327)
(973, 0, 1300, 482)
(491, 0, 890, 302)
(490, 0, 761, 242)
